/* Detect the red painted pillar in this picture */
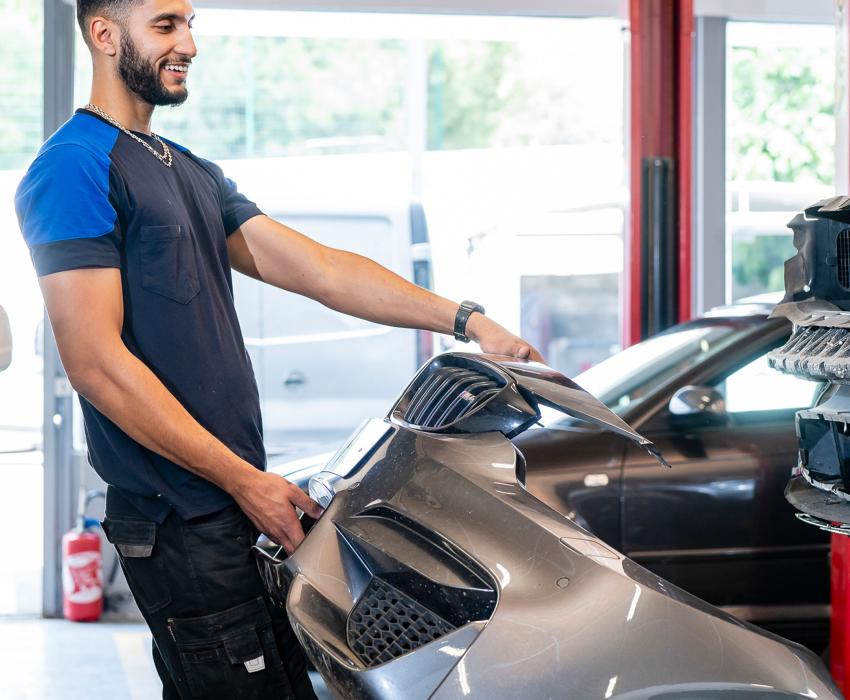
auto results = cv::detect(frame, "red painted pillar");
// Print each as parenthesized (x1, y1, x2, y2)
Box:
(833, 533, 850, 691)
(626, 0, 693, 347)
(833, 0, 850, 690)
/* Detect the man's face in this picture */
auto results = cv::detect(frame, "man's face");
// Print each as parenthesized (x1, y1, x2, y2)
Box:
(117, 1, 197, 106)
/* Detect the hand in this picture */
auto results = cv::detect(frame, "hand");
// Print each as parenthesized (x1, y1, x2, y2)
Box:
(466, 313, 545, 363)
(232, 470, 324, 554)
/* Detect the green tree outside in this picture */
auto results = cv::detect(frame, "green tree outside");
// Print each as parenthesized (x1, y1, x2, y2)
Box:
(0, 0, 42, 170)
(729, 43, 835, 300)
(729, 45, 834, 185)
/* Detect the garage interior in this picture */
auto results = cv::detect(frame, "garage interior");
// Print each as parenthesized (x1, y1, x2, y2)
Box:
(1, 0, 848, 698)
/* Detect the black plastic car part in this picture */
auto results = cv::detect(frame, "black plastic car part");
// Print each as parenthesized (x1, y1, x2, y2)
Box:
(390, 352, 670, 467)
(780, 196, 850, 309)
(391, 354, 540, 437)
(769, 325, 850, 382)
(769, 195, 850, 529)
(347, 576, 457, 667)
(255, 502, 498, 670)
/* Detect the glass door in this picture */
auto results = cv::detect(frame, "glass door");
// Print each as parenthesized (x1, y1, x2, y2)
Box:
(0, 0, 44, 615)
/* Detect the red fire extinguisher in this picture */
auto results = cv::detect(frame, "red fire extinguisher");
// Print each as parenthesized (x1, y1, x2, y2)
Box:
(62, 489, 105, 622)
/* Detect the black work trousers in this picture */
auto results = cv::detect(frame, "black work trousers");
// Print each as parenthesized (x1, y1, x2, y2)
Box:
(102, 486, 317, 700)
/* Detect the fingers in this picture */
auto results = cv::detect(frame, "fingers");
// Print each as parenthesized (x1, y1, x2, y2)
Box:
(271, 511, 304, 555)
(288, 483, 324, 519)
(512, 342, 545, 363)
(243, 508, 295, 554)
(275, 532, 296, 556)
(527, 347, 545, 363)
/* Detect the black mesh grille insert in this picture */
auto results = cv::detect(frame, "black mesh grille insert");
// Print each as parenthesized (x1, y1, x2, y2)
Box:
(347, 577, 456, 667)
(839, 229, 850, 289)
(403, 366, 501, 428)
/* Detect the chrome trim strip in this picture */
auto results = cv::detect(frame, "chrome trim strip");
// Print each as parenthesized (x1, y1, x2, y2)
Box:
(719, 604, 830, 623)
(629, 543, 829, 560)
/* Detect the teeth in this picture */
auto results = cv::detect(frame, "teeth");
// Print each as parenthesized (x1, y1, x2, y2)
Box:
(164, 64, 188, 72)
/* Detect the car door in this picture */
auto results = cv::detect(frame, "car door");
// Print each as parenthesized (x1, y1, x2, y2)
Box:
(518, 425, 628, 549)
(621, 349, 829, 613)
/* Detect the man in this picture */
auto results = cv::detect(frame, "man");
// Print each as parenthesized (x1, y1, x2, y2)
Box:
(15, 1, 542, 697)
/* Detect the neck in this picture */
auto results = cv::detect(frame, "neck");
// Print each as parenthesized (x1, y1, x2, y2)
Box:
(88, 76, 155, 134)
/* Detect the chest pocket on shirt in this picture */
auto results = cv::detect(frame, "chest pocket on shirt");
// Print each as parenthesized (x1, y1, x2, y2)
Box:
(139, 225, 201, 304)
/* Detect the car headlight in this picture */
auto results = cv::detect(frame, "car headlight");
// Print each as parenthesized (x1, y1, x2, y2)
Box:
(308, 471, 339, 510)
(308, 418, 393, 509)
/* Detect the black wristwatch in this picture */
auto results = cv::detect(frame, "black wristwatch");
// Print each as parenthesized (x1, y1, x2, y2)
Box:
(454, 300, 485, 343)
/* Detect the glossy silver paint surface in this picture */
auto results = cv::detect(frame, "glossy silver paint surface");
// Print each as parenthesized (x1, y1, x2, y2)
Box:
(274, 355, 838, 699)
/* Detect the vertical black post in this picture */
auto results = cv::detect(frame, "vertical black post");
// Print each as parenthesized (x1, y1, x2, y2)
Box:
(641, 157, 679, 338)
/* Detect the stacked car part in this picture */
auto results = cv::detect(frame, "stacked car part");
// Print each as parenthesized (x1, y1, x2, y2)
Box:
(769, 196, 850, 532)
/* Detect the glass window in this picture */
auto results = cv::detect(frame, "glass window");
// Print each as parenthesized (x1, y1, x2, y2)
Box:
(714, 354, 820, 413)
(521, 272, 620, 377)
(726, 22, 835, 302)
(421, 17, 627, 379)
(0, 0, 44, 444)
(538, 322, 748, 427)
(0, 0, 44, 616)
(73, 9, 626, 433)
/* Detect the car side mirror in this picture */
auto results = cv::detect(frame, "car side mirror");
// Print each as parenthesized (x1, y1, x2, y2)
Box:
(0, 305, 11, 372)
(668, 385, 727, 428)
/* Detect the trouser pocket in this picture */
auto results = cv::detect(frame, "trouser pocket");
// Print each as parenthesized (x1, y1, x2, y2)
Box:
(102, 516, 172, 613)
(168, 596, 293, 699)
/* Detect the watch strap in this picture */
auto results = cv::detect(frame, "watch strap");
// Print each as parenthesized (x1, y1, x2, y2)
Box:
(454, 300, 485, 342)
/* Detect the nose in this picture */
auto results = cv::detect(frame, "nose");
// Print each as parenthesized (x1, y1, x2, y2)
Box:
(175, 26, 197, 60)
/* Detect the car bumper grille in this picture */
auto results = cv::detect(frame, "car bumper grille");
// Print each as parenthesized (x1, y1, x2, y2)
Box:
(347, 576, 457, 667)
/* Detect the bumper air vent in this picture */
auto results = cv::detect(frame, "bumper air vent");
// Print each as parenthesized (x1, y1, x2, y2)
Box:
(840, 229, 850, 289)
(347, 577, 456, 667)
(403, 366, 501, 429)
(768, 325, 850, 382)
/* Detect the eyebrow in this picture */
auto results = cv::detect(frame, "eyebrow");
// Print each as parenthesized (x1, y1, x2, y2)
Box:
(149, 12, 195, 24)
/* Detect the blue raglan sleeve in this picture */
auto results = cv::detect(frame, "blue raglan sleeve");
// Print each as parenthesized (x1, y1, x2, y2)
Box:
(15, 144, 121, 277)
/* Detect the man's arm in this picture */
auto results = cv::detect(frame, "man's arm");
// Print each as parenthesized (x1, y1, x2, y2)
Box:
(229, 215, 543, 360)
(40, 267, 321, 553)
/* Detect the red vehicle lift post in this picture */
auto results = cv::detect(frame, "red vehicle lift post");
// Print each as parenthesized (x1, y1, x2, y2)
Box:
(627, 0, 693, 347)
(833, 1, 850, 692)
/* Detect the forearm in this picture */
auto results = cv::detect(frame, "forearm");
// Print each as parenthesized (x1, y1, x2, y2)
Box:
(237, 216, 542, 360)
(70, 343, 255, 495)
(320, 249, 459, 334)
(238, 219, 459, 334)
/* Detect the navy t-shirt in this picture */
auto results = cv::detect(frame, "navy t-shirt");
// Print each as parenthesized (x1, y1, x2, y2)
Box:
(15, 109, 265, 522)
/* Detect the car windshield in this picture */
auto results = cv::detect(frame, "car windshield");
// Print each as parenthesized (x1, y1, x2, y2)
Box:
(537, 321, 753, 428)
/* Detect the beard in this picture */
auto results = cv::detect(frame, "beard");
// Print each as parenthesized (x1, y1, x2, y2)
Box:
(118, 33, 188, 107)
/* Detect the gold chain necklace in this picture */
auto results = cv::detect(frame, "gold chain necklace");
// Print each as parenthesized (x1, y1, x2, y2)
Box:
(83, 103, 173, 168)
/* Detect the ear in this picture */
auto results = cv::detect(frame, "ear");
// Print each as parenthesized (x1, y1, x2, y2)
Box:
(89, 16, 120, 58)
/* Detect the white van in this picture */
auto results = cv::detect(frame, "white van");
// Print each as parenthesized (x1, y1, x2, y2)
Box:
(219, 155, 432, 457)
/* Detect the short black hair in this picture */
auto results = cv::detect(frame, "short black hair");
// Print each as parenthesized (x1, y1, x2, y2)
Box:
(76, 0, 141, 46)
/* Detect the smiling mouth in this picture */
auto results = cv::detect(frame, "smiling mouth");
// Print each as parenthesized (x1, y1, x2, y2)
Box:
(162, 63, 190, 76)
